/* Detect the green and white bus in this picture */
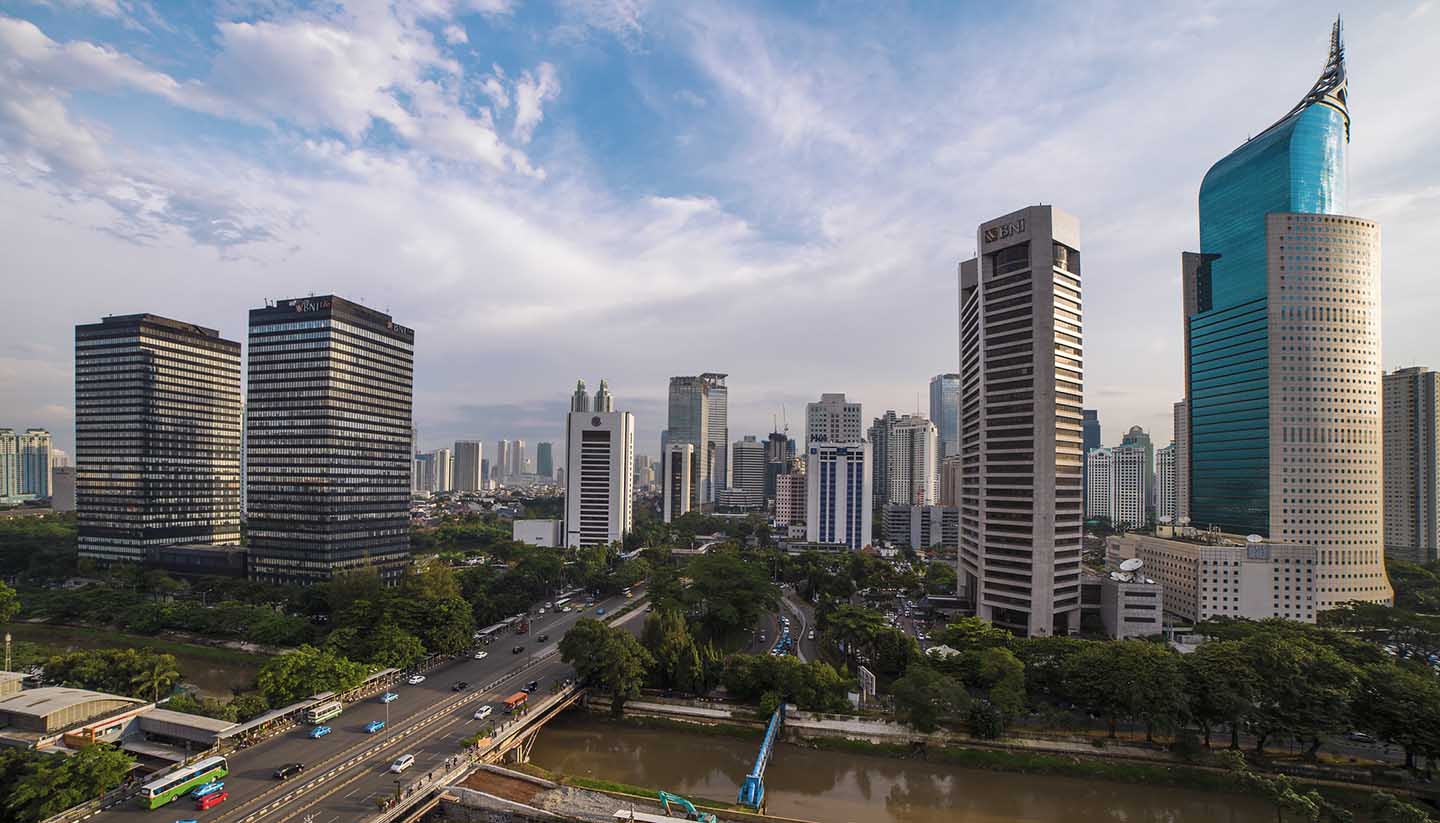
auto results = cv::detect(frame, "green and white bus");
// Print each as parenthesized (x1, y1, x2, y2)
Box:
(305, 700, 343, 725)
(135, 755, 229, 809)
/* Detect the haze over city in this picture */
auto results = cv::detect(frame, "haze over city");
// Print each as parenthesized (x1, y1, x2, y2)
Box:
(3, 1, 1438, 456)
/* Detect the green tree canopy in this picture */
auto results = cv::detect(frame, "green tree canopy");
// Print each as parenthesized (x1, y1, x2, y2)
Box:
(890, 665, 968, 733)
(559, 618, 653, 714)
(257, 644, 371, 706)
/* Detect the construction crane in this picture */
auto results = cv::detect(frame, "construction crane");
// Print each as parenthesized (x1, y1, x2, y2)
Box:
(657, 791, 717, 823)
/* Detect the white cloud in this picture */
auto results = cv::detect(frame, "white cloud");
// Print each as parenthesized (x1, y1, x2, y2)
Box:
(443, 23, 468, 44)
(512, 63, 559, 143)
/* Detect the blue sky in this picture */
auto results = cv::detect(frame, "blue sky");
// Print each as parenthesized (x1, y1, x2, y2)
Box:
(2, 0, 1438, 461)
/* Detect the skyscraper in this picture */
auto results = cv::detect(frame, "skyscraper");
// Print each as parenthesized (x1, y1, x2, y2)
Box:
(1156, 442, 1178, 523)
(1085, 446, 1147, 529)
(666, 376, 709, 507)
(246, 296, 413, 583)
(537, 442, 554, 479)
(806, 393, 862, 448)
(1081, 409, 1100, 514)
(929, 374, 962, 459)
(564, 379, 634, 547)
(958, 205, 1084, 637)
(495, 439, 512, 482)
(1383, 367, 1438, 563)
(730, 435, 766, 502)
(886, 415, 939, 506)
(1119, 425, 1155, 515)
(662, 443, 695, 523)
(805, 442, 872, 550)
(702, 373, 728, 493)
(433, 447, 453, 492)
(867, 410, 898, 515)
(1179, 19, 1390, 607)
(0, 428, 52, 503)
(1172, 400, 1189, 523)
(454, 440, 483, 492)
(74, 314, 242, 563)
(512, 439, 527, 479)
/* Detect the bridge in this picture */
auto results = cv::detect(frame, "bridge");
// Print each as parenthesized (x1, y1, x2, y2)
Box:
(736, 703, 784, 810)
(71, 590, 647, 823)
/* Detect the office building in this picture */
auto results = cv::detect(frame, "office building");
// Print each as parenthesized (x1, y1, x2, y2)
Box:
(1119, 426, 1155, 515)
(867, 410, 898, 515)
(1085, 446, 1147, 529)
(1082, 409, 1101, 515)
(1109, 530, 1318, 624)
(731, 436, 766, 501)
(703, 374, 728, 492)
(432, 448, 453, 493)
(806, 393, 862, 449)
(454, 441, 483, 492)
(764, 430, 790, 501)
(939, 455, 962, 507)
(51, 466, 76, 512)
(1383, 367, 1438, 562)
(1096, 571, 1163, 640)
(666, 376, 712, 507)
(74, 314, 242, 564)
(495, 440, 512, 482)
(1173, 400, 1189, 523)
(537, 442, 554, 479)
(930, 374, 962, 459)
(1179, 20, 1390, 607)
(775, 465, 807, 529)
(882, 503, 959, 550)
(246, 296, 413, 583)
(958, 205, 1084, 636)
(564, 379, 634, 547)
(805, 442, 872, 550)
(888, 415, 939, 506)
(414, 452, 436, 494)
(511, 440, 526, 479)
(1156, 442, 1178, 523)
(662, 443, 695, 523)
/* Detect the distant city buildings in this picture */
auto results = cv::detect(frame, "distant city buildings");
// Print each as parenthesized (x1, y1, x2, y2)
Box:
(882, 503, 958, 550)
(246, 296, 413, 583)
(1081, 409, 1100, 515)
(1172, 400, 1189, 523)
(1384, 366, 1438, 563)
(454, 440, 483, 492)
(929, 374, 961, 459)
(494, 439, 512, 483)
(805, 393, 861, 449)
(536, 442, 554, 479)
(958, 204, 1084, 637)
(662, 443, 695, 523)
(1178, 20, 1390, 608)
(866, 410, 897, 516)
(730, 435, 766, 503)
(1085, 446, 1147, 529)
(0, 428, 52, 504)
(564, 379, 634, 547)
(74, 314, 242, 564)
(774, 463, 807, 530)
(1155, 442, 1177, 523)
(1119, 425, 1154, 516)
(805, 441, 872, 550)
(665, 374, 727, 506)
(50, 466, 76, 512)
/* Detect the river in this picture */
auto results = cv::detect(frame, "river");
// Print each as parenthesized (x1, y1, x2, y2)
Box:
(529, 714, 1275, 823)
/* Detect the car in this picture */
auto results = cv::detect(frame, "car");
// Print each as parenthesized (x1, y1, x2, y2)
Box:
(537, 608, 545, 615)
(308, 725, 332, 739)
(545, 602, 553, 609)
(807, 630, 816, 640)
(365, 720, 386, 733)
(380, 691, 399, 703)
(596, 607, 606, 616)
(536, 633, 549, 642)
(474, 650, 489, 660)
(512, 644, 525, 654)
(474, 705, 494, 720)
(390, 754, 415, 774)
(407, 674, 425, 685)
(452, 681, 469, 692)
(191, 780, 224, 799)
(195, 791, 228, 811)
(274, 763, 305, 780)
(1346, 731, 1376, 743)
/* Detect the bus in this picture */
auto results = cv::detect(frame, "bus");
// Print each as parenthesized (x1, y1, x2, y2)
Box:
(304, 700, 343, 725)
(135, 755, 229, 809)
(554, 597, 572, 611)
(503, 692, 528, 714)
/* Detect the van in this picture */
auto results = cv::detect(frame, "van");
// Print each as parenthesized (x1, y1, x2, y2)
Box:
(474, 705, 494, 720)
(390, 754, 416, 774)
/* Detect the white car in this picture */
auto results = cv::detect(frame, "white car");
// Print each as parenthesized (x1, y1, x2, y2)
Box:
(474, 705, 494, 720)
(390, 754, 415, 774)
(473, 651, 488, 660)
(406, 674, 425, 685)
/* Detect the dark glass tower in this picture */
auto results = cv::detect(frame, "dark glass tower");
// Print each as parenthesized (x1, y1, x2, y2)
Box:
(1184, 19, 1350, 536)
(246, 296, 414, 583)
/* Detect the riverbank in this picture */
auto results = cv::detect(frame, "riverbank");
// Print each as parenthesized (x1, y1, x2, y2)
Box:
(3, 621, 271, 698)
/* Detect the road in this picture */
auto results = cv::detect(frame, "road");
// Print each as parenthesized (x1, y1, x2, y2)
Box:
(88, 590, 644, 823)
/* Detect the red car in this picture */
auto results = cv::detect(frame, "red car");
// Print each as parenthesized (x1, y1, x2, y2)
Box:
(196, 790, 229, 810)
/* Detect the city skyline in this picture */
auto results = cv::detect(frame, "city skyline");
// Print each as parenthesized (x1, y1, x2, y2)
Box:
(3, 5, 1437, 462)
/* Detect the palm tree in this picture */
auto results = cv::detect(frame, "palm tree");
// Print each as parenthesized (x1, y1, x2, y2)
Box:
(130, 656, 181, 702)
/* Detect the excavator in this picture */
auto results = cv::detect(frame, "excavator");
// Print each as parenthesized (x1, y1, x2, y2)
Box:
(657, 791, 717, 823)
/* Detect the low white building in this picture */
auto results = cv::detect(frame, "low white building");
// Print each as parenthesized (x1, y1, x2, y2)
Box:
(513, 519, 561, 548)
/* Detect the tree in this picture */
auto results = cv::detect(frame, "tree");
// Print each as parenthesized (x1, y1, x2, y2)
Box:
(1184, 640, 1259, 748)
(560, 618, 653, 714)
(890, 665, 968, 733)
(257, 645, 370, 706)
(1351, 661, 1440, 770)
(1063, 641, 1186, 741)
(1241, 633, 1358, 758)
(128, 654, 181, 702)
(977, 647, 1027, 725)
(683, 551, 778, 641)
(642, 607, 702, 693)
(4, 744, 134, 823)
(1368, 793, 1433, 823)
(0, 580, 20, 625)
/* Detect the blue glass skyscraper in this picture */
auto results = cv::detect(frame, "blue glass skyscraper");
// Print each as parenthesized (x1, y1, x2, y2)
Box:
(1183, 19, 1350, 537)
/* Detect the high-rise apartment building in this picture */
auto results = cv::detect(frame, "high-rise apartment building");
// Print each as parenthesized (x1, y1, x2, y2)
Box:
(246, 296, 413, 583)
(867, 410, 898, 515)
(74, 314, 242, 563)
(1156, 442, 1178, 523)
(730, 436, 766, 502)
(887, 415, 939, 506)
(0, 428, 53, 503)
(1173, 400, 1189, 523)
(775, 463, 807, 529)
(414, 452, 436, 494)
(929, 374, 962, 459)
(1085, 446, 1147, 529)
(564, 379, 634, 547)
(805, 442, 872, 550)
(537, 442, 554, 479)
(806, 393, 862, 449)
(512, 440, 527, 479)
(495, 439, 512, 482)
(958, 205, 1084, 637)
(1383, 367, 1438, 563)
(1179, 20, 1390, 608)
(1081, 409, 1100, 515)
(433, 447, 453, 492)
(454, 440, 483, 492)
(662, 443, 695, 523)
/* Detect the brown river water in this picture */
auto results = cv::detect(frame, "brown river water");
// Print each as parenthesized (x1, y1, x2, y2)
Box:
(529, 713, 1275, 823)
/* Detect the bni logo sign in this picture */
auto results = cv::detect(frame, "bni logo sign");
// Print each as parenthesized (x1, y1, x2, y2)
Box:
(982, 217, 1026, 244)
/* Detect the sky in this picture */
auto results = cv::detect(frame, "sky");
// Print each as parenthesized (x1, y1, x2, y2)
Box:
(2, 0, 1438, 464)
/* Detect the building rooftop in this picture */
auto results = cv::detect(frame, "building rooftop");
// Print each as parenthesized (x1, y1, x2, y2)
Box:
(0, 687, 143, 720)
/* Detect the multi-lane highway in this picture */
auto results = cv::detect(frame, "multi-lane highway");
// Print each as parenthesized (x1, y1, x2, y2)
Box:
(88, 589, 644, 823)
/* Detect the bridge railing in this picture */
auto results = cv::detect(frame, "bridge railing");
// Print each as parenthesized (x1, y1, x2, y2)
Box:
(738, 703, 786, 809)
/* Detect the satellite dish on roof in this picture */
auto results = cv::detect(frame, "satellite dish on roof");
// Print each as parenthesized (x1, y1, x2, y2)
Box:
(1178, 517, 1191, 526)
(1120, 558, 1144, 572)
(1246, 534, 1263, 544)
(1158, 516, 1173, 525)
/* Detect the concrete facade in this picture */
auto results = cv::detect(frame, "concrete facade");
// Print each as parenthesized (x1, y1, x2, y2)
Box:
(1383, 366, 1439, 563)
